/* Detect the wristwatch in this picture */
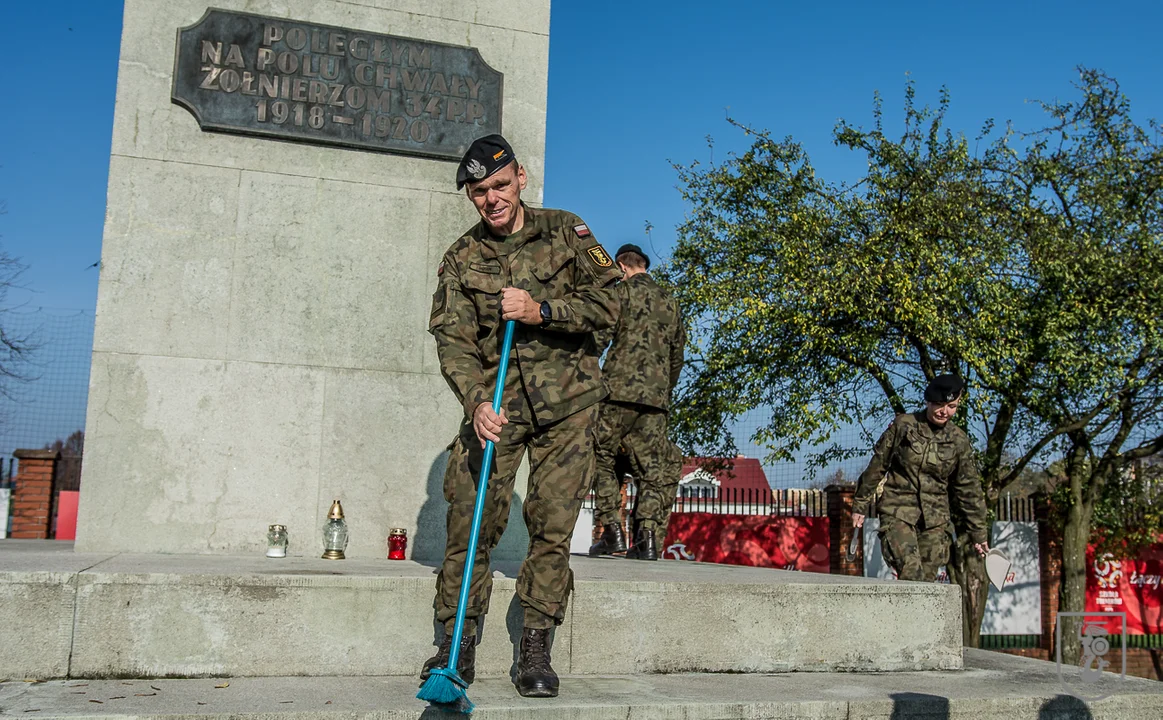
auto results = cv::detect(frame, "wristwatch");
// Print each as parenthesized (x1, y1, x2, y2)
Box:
(539, 301, 552, 323)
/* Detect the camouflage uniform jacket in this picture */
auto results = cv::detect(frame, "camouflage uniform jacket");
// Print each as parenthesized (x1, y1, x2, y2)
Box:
(428, 204, 622, 425)
(595, 273, 685, 411)
(852, 411, 989, 545)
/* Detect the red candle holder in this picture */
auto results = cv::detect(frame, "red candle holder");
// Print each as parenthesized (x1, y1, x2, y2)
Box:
(388, 528, 408, 560)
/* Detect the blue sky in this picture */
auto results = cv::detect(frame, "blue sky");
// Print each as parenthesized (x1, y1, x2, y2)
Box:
(1, 1, 1161, 474)
(0, 2, 122, 312)
(3, 1, 1163, 313)
(546, 0, 1163, 264)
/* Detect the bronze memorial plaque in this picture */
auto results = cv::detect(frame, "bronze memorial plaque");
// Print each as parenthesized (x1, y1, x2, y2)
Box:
(172, 9, 503, 160)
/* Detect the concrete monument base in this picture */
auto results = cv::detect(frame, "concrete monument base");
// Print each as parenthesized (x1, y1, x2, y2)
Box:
(1, 542, 959, 680)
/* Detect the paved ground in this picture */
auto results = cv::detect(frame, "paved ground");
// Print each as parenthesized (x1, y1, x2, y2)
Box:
(1, 651, 1159, 719)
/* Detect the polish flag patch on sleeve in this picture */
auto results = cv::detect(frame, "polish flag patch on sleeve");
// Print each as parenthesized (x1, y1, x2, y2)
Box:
(573, 223, 591, 237)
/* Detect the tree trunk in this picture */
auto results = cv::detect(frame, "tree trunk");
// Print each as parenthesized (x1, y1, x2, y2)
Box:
(948, 530, 989, 647)
(1058, 498, 1091, 666)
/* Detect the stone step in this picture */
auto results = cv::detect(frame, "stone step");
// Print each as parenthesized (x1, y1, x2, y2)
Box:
(1, 541, 960, 680)
(1, 651, 1158, 720)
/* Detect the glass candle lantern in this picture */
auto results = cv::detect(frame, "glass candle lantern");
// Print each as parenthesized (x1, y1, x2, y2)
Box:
(321, 500, 348, 560)
(266, 524, 288, 558)
(387, 528, 408, 560)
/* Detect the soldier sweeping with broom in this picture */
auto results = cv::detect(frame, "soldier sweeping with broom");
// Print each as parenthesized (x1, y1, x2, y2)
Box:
(418, 134, 620, 707)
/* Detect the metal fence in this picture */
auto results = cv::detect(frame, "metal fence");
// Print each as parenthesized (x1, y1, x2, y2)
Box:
(979, 634, 1040, 649)
(668, 487, 826, 516)
(980, 634, 1163, 650)
(716, 410, 878, 490)
(584, 486, 827, 518)
(992, 494, 1038, 522)
(54, 455, 82, 492)
(585, 486, 1031, 520)
(1, 456, 13, 537)
(0, 457, 13, 489)
(0, 308, 93, 459)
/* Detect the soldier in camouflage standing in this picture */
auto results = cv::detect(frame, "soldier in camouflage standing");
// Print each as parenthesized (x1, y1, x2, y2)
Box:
(588, 244, 686, 561)
(851, 374, 990, 582)
(422, 134, 620, 698)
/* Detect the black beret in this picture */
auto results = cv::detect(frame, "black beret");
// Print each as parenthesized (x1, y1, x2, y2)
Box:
(924, 374, 966, 404)
(615, 243, 650, 269)
(456, 134, 516, 190)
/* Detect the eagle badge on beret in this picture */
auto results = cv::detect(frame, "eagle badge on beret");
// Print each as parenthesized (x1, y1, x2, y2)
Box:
(456, 135, 516, 189)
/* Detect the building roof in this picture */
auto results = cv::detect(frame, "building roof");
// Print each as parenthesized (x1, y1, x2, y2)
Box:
(681, 457, 771, 492)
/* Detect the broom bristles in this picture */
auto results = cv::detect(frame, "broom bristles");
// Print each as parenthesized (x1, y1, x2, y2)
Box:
(417, 667, 474, 714)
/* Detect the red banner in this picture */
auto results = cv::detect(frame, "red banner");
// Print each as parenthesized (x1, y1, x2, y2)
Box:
(661, 513, 830, 572)
(1087, 543, 1163, 634)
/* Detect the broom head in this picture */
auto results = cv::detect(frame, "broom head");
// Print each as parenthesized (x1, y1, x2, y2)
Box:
(416, 666, 474, 714)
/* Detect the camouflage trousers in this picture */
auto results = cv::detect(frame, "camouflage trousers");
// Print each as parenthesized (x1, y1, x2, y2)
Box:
(434, 403, 597, 633)
(592, 400, 683, 538)
(878, 514, 952, 582)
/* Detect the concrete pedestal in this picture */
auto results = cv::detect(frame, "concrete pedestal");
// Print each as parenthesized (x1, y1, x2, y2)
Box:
(77, 0, 550, 560)
(1, 543, 961, 680)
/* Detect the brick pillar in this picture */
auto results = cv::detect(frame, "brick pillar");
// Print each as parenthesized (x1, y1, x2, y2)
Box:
(10, 449, 60, 539)
(1035, 493, 1062, 657)
(826, 483, 863, 576)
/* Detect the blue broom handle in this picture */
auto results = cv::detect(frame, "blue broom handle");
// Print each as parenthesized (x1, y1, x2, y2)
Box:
(446, 319, 516, 671)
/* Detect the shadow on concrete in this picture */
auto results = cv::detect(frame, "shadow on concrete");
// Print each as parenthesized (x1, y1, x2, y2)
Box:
(413, 450, 450, 569)
(1038, 694, 1093, 718)
(889, 692, 949, 719)
(418, 702, 474, 718)
(414, 450, 530, 568)
(504, 592, 524, 682)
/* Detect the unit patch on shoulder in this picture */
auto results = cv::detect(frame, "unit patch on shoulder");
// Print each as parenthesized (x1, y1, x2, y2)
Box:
(574, 223, 591, 238)
(437, 261, 445, 276)
(586, 245, 613, 268)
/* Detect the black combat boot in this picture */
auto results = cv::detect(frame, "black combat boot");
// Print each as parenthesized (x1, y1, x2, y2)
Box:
(419, 632, 476, 686)
(626, 526, 658, 561)
(588, 522, 628, 556)
(515, 627, 559, 698)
